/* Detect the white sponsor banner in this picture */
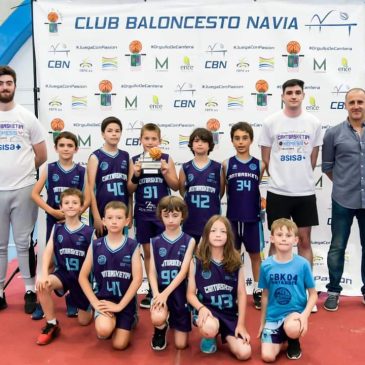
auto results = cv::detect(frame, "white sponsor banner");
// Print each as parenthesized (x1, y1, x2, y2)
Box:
(33, 0, 365, 295)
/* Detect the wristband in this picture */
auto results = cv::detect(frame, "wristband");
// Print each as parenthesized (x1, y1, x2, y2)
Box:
(131, 174, 140, 184)
(197, 305, 205, 312)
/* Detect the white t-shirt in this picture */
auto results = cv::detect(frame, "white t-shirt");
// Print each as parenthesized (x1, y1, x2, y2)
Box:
(0, 104, 45, 190)
(258, 110, 322, 196)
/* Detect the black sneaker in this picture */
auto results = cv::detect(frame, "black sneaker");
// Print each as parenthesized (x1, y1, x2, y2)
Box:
(24, 290, 37, 314)
(253, 289, 263, 310)
(151, 324, 168, 351)
(287, 338, 302, 360)
(140, 290, 151, 309)
(323, 294, 339, 311)
(0, 293, 7, 310)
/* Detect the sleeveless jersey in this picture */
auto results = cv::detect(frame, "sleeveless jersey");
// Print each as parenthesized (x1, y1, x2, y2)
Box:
(226, 156, 261, 222)
(53, 223, 94, 279)
(194, 257, 239, 317)
(132, 152, 171, 220)
(46, 162, 86, 209)
(182, 159, 221, 236)
(152, 231, 191, 292)
(92, 148, 129, 217)
(92, 236, 139, 305)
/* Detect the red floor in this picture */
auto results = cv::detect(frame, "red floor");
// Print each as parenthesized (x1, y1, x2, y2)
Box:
(1, 261, 364, 365)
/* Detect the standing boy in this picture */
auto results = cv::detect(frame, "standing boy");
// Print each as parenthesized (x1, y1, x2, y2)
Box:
(179, 128, 224, 244)
(35, 188, 94, 345)
(128, 123, 179, 308)
(223, 122, 265, 309)
(258, 218, 317, 361)
(88, 116, 130, 237)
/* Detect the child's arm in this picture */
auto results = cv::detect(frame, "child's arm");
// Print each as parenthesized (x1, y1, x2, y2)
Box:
(161, 156, 179, 191)
(236, 266, 250, 343)
(99, 245, 143, 313)
(79, 245, 112, 316)
(152, 238, 195, 309)
(257, 288, 268, 338)
(36, 231, 55, 292)
(81, 170, 91, 214)
(127, 157, 142, 194)
(31, 167, 65, 221)
(219, 164, 225, 198)
(87, 154, 104, 236)
(259, 160, 266, 182)
(149, 241, 160, 299)
(178, 167, 186, 197)
(261, 147, 271, 175)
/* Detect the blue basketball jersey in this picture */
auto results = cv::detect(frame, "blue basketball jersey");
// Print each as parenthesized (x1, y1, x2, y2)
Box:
(46, 161, 86, 209)
(92, 148, 129, 217)
(92, 236, 139, 305)
(194, 257, 239, 317)
(53, 223, 94, 280)
(132, 152, 171, 220)
(182, 159, 221, 236)
(152, 231, 191, 292)
(226, 156, 261, 222)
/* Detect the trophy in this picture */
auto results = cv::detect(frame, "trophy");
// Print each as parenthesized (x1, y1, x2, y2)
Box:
(140, 147, 162, 174)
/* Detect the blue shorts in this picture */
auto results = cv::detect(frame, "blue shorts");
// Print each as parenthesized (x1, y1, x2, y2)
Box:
(210, 307, 237, 343)
(134, 218, 164, 244)
(166, 291, 191, 333)
(261, 318, 288, 344)
(52, 270, 90, 311)
(95, 297, 137, 331)
(231, 220, 264, 253)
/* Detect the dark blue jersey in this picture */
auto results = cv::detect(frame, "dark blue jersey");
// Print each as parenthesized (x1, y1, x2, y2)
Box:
(92, 236, 139, 305)
(53, 223, 94, 280)
(182, 159, 221, 236)
(132, 152, 171, 220)
(194, 257, 239, 318)
(226, 156, 261, 222)
(46, 161, 86, 209)
(152, 231, 191, 291)
(92, 148, 129, 218)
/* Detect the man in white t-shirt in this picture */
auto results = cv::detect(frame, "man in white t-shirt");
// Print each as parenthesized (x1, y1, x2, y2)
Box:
(258, 79, 322, 266)
(0, 66, 47, 313)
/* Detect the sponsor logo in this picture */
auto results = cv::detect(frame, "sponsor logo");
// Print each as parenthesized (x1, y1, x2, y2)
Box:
(180, 56, 194, 71)
(79, 58, 93, 72)
(227, 96, 244, 109)
(313, 58, 326, 72)
(125, 40, 146, 69)
(155, 57, 168, 71)
(205, 97, 219, 112)
(283, 41, 304, 71)
(306, 96, 320, 111)
(125, 96, 138, 110)
(72, 96, 87, 109)
(251, 80, 271, 109)
(149, 95, 163, 110)
(101, 56, 118, 70)
(48, 43, 70, 69)
(236, 58, 250, 72)
(48, 97, 63, 111)
(259, 56, 274, 70)
(174, 83, 196, 108)
(338, 57, 351, 73)
(95, 80, 116, 108)
(205, 43, 227, 69)
(45, 10, 62, 34)
(247, 16, 298, 30)
(179, 135, 189, 148)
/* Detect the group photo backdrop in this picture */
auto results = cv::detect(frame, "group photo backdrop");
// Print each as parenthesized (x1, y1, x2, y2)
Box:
(32, 0, 365, 295)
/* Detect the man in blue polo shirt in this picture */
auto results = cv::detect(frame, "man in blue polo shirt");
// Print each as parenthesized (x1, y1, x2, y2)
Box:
(322, 87, 365, 311)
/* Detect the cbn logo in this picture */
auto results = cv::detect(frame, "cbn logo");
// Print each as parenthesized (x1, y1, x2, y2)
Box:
(205, 60, 227, 69)
(330, 101, 345, 109)
(48, 60, 70, 68)
(125, 138, 140, 146)
(174, 100, 196, 108)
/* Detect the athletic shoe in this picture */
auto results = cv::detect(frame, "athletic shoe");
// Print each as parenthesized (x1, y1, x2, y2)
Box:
(151, 324, 168, 351)
(253, 288, 263, 310)
(311, 304, 318, 313)
(200, 337, 217, 354)
(31, 303, 45, 320)
(286, 338, 302, 360)
(36, 321, 61, 345)
(65, 293, 78, 317)
(0, 293, 7, 310)
(323, 294, 339, 312)
(24, 290, 37, 314)
(140, 290, 151, 309)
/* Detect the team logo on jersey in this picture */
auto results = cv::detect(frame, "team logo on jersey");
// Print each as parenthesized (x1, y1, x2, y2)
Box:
(52, 173, 60, 182)
(232, 164, 238, 170)
(71, 175, 81, 185)
(121, 160, 128, 170)
(274, 287, 291, 305)
(76, 236, 86, 246)
(97, 255, 107, 265)
(100, 161, 109, 171)
(123, 255, 131, 264)
(159, 247, 167, 257)
(57, 235, 63, 243)
(249, 163, 258, 171)
(202, 270, 212, 280)
(187, 173, 194, 183)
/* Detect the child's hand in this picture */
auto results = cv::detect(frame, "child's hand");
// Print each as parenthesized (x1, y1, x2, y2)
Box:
(99, 299, 122, 313)
(52, 209, 65, 221)
(93, 217, 104, 237)
(36, 276, 51, 292)
(152, 292, 168, 310)
(133, 160, 142, 177)
(160, 159, 168, 175)
(295, 313, 308, 337)
(197, 306, 212, 326)
(235, 324, 250, 344)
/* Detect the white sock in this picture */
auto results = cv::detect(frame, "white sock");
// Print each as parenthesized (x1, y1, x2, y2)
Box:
(253, 282, 259, 291)
(0, 289, 4, 297)
(25, 285, 35, 293)
(47, 319, 57, 325)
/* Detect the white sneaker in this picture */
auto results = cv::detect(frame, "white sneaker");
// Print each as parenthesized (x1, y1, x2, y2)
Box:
(311, 304, 318, 313)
